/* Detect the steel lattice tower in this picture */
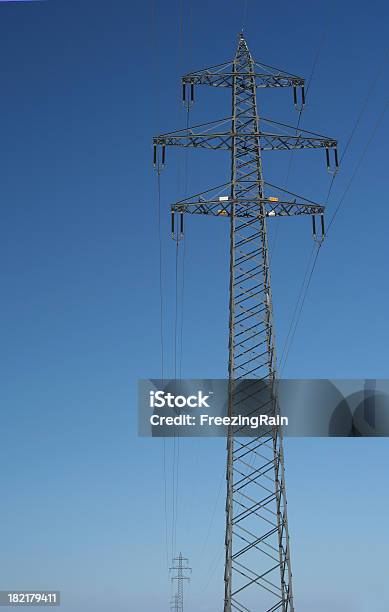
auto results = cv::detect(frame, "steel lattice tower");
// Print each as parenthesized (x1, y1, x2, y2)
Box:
(170, 553, 191, 612)
(154, 33, 337, 612)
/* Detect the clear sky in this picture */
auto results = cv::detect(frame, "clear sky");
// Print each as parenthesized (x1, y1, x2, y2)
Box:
(0, 1, 388, 611)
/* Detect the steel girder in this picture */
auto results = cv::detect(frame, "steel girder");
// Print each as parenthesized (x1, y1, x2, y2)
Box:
(154, 121, 337, 153)
(181, 60, 304, 89)
(171, 182, 325, 220)
(153, 117, 338, 170)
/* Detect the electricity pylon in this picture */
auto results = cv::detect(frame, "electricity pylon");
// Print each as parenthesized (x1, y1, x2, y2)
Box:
(170, 553, 191, 612)
(154, 33, 337, 612)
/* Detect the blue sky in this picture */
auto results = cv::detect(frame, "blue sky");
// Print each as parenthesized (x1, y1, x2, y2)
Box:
(0, 0, 388, 611)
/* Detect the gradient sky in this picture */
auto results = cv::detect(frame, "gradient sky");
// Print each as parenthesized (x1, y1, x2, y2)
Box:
(0, 1, 388, 611)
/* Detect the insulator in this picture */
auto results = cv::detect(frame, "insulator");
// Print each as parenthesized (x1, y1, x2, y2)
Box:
(321, 214, 325, 236)
(325, 147, 330, 169)
(180, 212, 184, 237)
(334, 147, 339, 168)
(171, 210, 175, 239)
(190, 83, 194, 103)
(153, 144, 157, 167)
(293, 86, 297, 106)
(162, 144, 166, 166)
(312, 215, 316, 237)
(301, 85, 306, 106)
(182, 82, 186, 103)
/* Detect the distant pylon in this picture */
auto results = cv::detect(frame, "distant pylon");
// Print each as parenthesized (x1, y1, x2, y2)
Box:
(170, 553, 191, 612)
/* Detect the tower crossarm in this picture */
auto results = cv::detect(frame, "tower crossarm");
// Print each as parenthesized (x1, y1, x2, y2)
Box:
(182, 61, 304, 90)
(173, 198, 324, 218)
(170, 182, 326, 242)
(153, 117, 338, 161)
(155, 131, 336, 150)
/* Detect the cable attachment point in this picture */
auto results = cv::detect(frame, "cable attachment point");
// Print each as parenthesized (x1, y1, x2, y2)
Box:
(325, 146, 339, 174)
(153, 144, 157, 168)
(293, 84, 305, 111)
(312, 214, 325, 243)
(182, 79, 195, 109)
(153, 143, 166, 172)
(171, 209, 184, 242)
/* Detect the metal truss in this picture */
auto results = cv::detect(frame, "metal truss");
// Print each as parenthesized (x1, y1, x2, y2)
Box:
(181, 60, 304, 98)
(171, 182, 325, 220)
(170, 553, 191, 612)
(154, 33, 337, 612)
(154, 116, 338, 162)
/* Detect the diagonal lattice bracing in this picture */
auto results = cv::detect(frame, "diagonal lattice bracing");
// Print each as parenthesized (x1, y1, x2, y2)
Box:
(224, 34, 293, 612)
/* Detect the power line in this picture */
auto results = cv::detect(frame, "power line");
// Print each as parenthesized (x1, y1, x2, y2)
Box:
(171, 0, 193, 564)
(270, 14, 332, 261)
(179, 105, 190, 379)
(151, 0, 192, 574)
(279, 44, 389, 372)
(156, 153, 170, 574)
(163, 439, 169, 571)
(199, 469, 225, 559)
(157, 171, 165, 381)
(202, 545, 224, 593)
(151, 0, 170, 574)
(171, 432, 179, 559)
(280, 244, 321, 374)
(279, 242, 316, 373)
(152, 0, 194, 585)
(327, 99, 389, 234)
(241, 0, 249, 32)
(339, 46, 389, 165)
(280, 99, 389, 373)
(174, 241, 180, 378)
(171, 163, 180, 564)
